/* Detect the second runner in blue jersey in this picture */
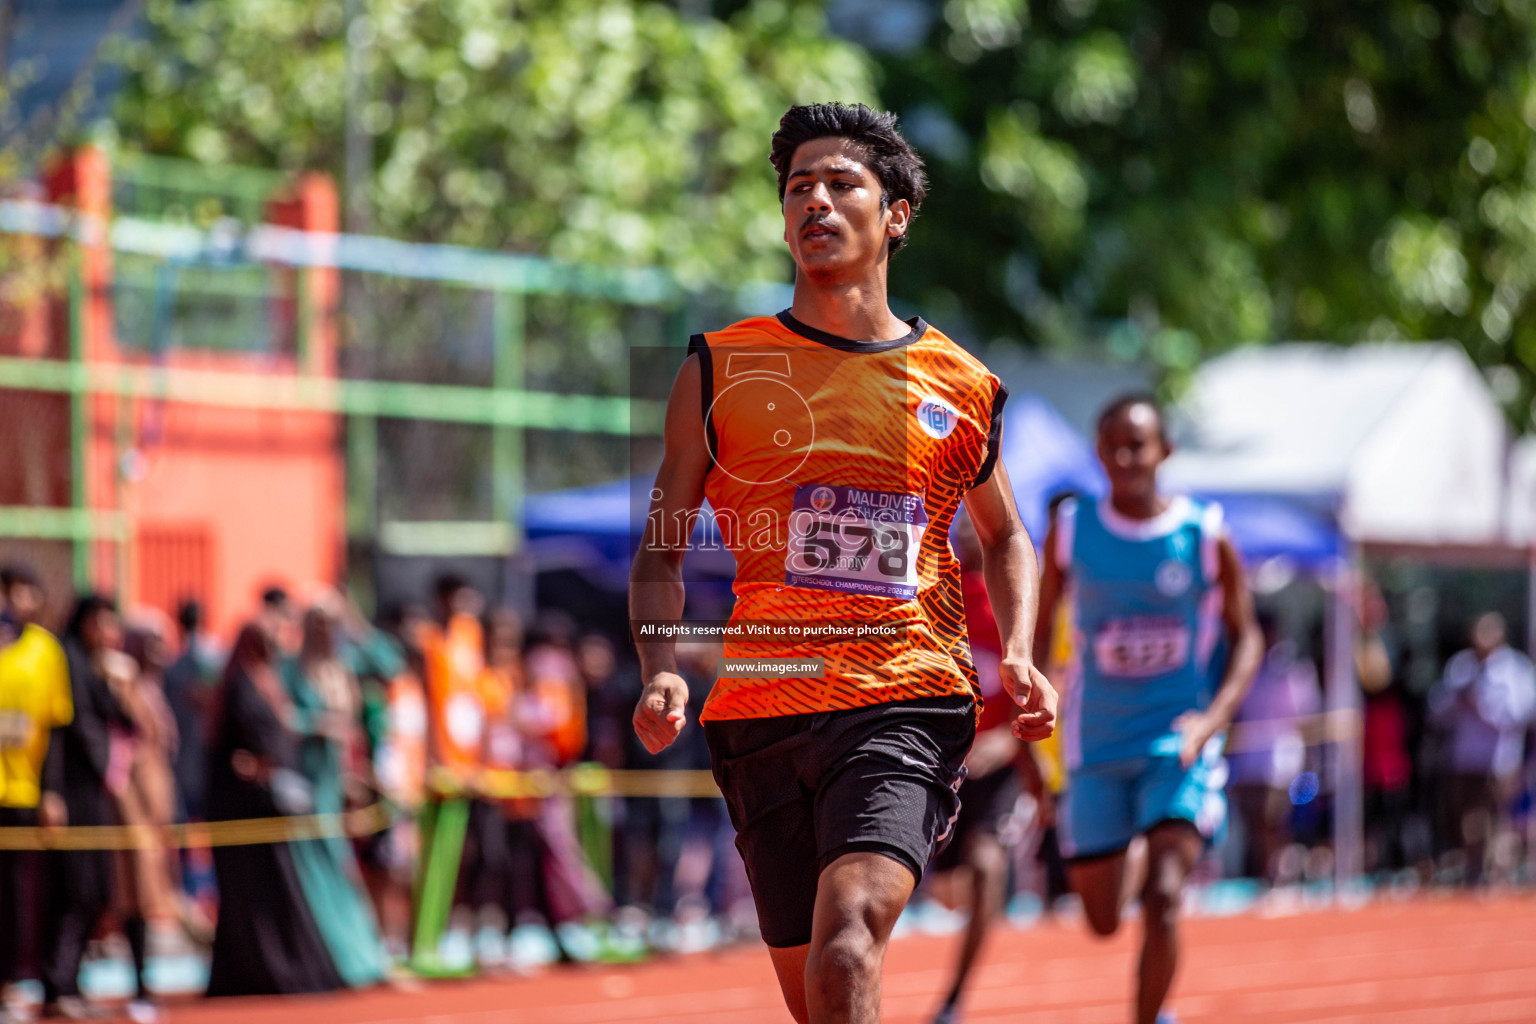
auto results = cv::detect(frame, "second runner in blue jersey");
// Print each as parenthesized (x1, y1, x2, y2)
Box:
(1055, 494, 1227, 771)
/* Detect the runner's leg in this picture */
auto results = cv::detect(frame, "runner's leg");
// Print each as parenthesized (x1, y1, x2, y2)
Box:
(1136, 821, 1202, 1024)
(1067, 849, 1129, 937)
(1061, 762, 1137, 937)
(769, 945, 812, 1024)
(805, 850, 916, 1024)
(936, 831, 1008, 1018)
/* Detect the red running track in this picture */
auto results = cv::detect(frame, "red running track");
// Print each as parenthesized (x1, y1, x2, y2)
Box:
(166, 894, 1536, 1024)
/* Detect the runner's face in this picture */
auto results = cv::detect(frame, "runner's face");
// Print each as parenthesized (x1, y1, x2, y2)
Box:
(1097, 403, 1168, 498)
(782, 137, 906, 278)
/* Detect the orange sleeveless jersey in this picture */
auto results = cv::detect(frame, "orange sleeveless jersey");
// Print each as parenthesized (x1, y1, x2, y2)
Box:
(421, 613, 487, 781)
(378, 672, 427, 806)
(687, 312, 1007, 722)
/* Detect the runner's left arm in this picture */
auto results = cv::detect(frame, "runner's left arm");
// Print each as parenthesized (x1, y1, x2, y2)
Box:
(962, 462, 1057, 742)
(1175, 535, 1264, 767)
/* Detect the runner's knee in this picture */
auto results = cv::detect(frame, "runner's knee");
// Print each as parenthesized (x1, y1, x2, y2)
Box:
(970, 838, 1007, 880)
(807, 921, 881, 996)
(1069, 862, 1126, 937)
(1140, 855, 1186, 932)
(1141, 883, 1179, 933)
(1083, 899, 1122, 938)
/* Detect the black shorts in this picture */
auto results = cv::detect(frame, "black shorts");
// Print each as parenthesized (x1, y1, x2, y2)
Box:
(704, 696, 974, 948)
(931, 763, 1021, 873)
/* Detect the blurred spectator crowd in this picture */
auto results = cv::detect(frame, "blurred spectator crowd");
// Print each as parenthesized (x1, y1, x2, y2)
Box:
(0, 558, 1534, 1019)
(0, 564, 745, 1021)
(1222, 594, 1536, 894)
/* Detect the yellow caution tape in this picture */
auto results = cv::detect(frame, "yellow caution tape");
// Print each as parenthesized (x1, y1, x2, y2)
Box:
(0, 802, 392, 852)
(0, 714, 1363, 851)
(0, 767, 726, 850)
(428, 766, 722, 800)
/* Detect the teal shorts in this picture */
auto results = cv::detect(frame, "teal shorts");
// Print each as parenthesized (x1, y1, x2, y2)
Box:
(1059, 735, 1228, 860)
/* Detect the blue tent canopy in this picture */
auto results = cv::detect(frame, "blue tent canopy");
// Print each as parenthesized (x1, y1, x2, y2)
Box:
(522, 476, 735, 580)
(1196, 492, 1342, 571)
(524, 475, 646, 564)
(997, 391, 1106, 542)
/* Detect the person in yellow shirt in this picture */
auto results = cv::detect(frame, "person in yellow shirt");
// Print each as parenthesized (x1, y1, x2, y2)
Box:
(0, 563, 72, 994)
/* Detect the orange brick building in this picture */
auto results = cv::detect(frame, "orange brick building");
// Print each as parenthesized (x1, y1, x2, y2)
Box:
(0, 149, 344, 637)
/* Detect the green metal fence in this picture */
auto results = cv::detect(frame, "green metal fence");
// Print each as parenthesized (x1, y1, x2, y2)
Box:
(0, 154, 789, 598)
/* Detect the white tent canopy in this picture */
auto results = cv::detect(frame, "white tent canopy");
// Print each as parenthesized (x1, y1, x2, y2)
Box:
(1164, 342, 1508, 546)
(1512, 436, 1536, 659)
(1510, 435, 1536, 546)
(1162, 341, 1524, 885)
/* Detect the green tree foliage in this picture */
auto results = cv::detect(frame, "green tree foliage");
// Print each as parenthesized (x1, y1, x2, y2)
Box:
(109, 0, 1536, 429)
(875, 0, 1536, 427)
(111, 0, 875, 287)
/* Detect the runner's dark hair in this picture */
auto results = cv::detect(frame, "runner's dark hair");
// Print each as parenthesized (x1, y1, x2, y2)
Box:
(770, 102, 927, 254)
(1096, 392, 1168, 444)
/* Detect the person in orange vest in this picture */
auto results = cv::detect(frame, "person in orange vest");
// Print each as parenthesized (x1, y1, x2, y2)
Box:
(421, 577, 488, 789)
(412, 575, 490, 972)
(361, 602, 429, 966)
(478, 607, 529, 816)
(518, 612, 611, 932)
(522, 612, 587, 769)
(462, 605, 529, 964)
(371, 602, 430, 810)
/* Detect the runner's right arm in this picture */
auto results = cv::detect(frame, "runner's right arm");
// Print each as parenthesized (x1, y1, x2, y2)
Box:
(630, 354, 711, 754)
(962, 462, 1057, 742)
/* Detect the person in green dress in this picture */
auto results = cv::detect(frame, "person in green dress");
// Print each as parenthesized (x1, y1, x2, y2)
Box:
(281, 599, 388, 988)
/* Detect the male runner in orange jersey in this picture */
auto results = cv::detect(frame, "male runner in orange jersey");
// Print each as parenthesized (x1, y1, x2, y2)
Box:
(631, 102, 1057, 1024)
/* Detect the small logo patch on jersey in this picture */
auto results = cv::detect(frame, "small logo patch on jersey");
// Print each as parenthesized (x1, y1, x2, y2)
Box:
(809, 486, 837, 513)
(916, 395, 959, 439)
(1155, 559, 1193, 596)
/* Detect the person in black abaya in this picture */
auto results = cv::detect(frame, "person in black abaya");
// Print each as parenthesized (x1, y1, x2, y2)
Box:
(204, 624, 343, 997)
(41, 594, 132, 1019)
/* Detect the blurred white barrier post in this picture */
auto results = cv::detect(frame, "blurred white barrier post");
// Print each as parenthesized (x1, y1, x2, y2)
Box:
(1328, 546, 1364, 890)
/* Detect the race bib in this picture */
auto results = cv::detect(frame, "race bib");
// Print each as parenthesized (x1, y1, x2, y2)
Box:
(1092, 617, 1190, 678)
(785, 484, 927, 599)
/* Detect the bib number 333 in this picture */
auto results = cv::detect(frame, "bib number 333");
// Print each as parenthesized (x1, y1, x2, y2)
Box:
(785, 484, 927, 600)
